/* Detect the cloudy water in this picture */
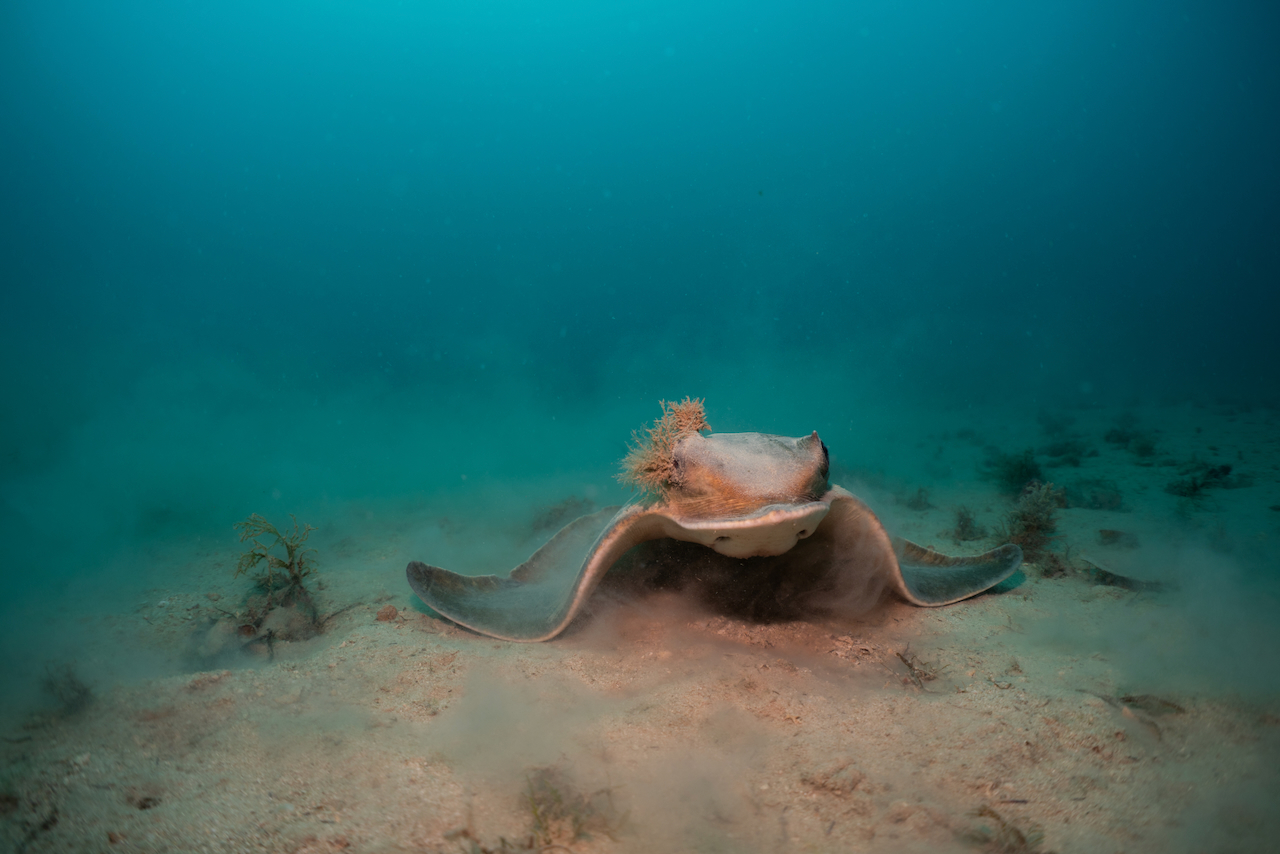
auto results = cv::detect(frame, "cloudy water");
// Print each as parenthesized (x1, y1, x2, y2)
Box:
(2, 2, 1278, 851)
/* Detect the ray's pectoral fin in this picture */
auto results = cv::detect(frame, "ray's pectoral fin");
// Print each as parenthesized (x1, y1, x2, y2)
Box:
(824, 488, 1021, 606)
(891, 539, 1023, 606)
(811, 488, 1020, 612)
(407, 505, 667, 642)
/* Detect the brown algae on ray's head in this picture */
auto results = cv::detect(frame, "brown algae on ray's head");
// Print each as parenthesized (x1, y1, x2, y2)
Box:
(619, 397, 831, 520)
(618, 396, 712, 497)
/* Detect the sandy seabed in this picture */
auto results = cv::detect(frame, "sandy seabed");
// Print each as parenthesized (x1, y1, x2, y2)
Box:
(3, 401, 1279, 853)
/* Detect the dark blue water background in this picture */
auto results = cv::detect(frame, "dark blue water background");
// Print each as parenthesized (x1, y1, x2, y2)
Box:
(2, 1, 1278, 701)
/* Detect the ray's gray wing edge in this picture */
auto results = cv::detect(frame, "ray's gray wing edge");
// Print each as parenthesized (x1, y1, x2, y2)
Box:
(406, 504, 670, 642)
(823, 488, 1022, 607)
(892, 539, 1023, 606)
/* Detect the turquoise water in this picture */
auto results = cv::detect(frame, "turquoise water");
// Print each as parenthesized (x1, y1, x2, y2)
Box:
(1, 4, 1279, 847)
(4, 0, 1278, 684)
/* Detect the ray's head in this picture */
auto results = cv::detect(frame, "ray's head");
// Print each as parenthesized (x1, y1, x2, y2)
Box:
(664, 430, 830, 518)
(618, 399, 829, 519)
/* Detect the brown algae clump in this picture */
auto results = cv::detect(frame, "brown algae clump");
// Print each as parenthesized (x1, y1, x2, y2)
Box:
(618, 397, 710, 497)
(999, 481, 1064, 562)
(234, 513, 318, 612)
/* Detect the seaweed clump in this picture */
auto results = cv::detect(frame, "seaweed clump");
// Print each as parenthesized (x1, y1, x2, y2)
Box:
(1103, 412, 1140, 446)
(998, 481, 1063, 562)
(951, 506, 987, 542)
(524, 765, 627, 849)
(1040, 438, 1090, 468)
(896, 645, 947, 690)
(983, 448, 1043, 495)
(1104, 413, 1157, 459)
(229, 513, 323, 649)
(1165, 463, 1240, 499)
(234, 513, 317, 609)
(1036, 410, 1075, 438)
(1128, 433, 1158, 459)
(41, 663, 93, 716)
(1063, 477, 1123, 511)
(962, 805, 1055, 853)
(531, 495, 595, 534)
(185, 514, 327, 667)
(904, 487, 933, 511)
(445, 765, 627, 853)
(618, 397, 710, 497)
